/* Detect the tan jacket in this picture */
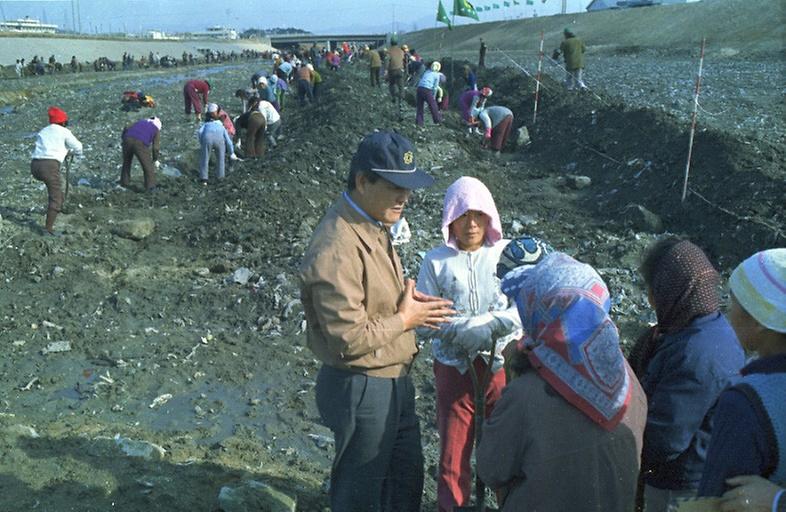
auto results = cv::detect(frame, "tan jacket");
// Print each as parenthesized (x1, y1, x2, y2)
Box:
(477, 362, 647, 511)
(387, 46, 405, 71)
(299, 195, 417, 378)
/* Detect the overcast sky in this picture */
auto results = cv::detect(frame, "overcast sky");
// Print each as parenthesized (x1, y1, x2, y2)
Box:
(0, 0, 592, 34)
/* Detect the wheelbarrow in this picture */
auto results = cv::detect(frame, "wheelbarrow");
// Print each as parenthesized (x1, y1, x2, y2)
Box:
(455, 344, 500, 512)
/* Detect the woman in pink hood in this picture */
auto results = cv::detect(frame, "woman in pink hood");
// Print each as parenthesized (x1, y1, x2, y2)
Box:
(416, 176, 522, 512)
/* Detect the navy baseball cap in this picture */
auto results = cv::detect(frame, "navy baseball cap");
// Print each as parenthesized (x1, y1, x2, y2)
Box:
(350, 131, 435, 190)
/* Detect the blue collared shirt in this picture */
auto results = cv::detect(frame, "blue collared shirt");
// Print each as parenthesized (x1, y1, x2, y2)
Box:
(342, 191, 383, 228)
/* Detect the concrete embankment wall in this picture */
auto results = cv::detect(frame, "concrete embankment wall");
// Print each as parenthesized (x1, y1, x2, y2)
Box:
(0, 35, 273, 65)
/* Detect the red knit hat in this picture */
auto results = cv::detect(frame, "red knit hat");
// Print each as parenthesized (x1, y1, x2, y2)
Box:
(48, 106, 68, 124)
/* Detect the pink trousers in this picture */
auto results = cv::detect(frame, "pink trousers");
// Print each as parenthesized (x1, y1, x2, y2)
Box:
(434, 358, 506, 512)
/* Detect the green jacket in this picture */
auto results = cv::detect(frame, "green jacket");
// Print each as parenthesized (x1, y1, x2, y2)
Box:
(560, 36, 586, 70)
(368, 50, 382, 68)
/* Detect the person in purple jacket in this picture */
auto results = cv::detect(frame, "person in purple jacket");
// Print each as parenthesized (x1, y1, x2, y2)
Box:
(459, 86, 491, 133)
(120, 116, 161, 192)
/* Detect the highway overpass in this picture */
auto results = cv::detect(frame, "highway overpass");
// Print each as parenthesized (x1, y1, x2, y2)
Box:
(269, 33, 388, 51)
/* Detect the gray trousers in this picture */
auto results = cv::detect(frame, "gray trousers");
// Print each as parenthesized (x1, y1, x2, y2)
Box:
(565, 68, 587, 90)
(199, 130, 226, 180)
(316, 365, 424, 512)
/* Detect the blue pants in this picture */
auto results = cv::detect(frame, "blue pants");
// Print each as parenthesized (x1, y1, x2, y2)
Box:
(199, 130, 226, 180)
(297, 79, 313, 106)
(316, 365, 424, 512)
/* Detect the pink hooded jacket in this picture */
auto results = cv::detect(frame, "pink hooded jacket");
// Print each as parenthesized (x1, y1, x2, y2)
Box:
(442, 176, 503, 251)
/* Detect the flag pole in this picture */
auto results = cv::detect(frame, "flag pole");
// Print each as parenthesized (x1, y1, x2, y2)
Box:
(532, 30, 544, 125)
(681, 36, 706, 203)
(450, 5, 456, 90)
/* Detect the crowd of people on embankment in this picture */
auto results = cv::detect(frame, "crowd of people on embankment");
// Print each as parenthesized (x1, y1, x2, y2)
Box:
(4, 48, 270, 78)
(21, 33, 786, 512)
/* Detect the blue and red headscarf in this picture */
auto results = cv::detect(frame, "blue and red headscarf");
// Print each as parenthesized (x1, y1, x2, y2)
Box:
(502, 252, 632, 431)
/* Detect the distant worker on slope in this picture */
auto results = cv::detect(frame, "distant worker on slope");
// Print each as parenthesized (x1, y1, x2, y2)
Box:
(30, 107, 83, 235)
(197, 103, 239, 185)
(183, 79, 211, 122)
(553, 28, 587, 91)
(416, 61, 444, 127)
(460, 86, 492, 134)
(477, 105, 514, 155)
(368, 46, 382, 87)
(120, 116, 161, 192)
(478, 38, 487, 68)
(234, 97, 267, 159)
(386, 35, 406, 120)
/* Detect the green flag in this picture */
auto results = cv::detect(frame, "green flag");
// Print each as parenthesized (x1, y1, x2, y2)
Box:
(437, 0, 452, 28)
(453, 0, 480, 20)
(493, 3, 500, 8)
(485, 5, 492, 10)
(504, 1, 510, 6)
(513, 0, 521, 5)
(526, 0, 533, 4)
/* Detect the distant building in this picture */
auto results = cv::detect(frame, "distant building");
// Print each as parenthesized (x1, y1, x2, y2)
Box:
(189, 26, 238, 40)
(587, 0, 700, 11)
(146, 30, 179, 40)
(0, 17, 58, 34)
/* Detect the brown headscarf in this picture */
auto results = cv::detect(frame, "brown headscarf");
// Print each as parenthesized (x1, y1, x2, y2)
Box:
(630, 241, 720, 376)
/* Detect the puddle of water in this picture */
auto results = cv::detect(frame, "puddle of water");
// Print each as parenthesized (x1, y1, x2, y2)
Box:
(147, 378, 273, 445)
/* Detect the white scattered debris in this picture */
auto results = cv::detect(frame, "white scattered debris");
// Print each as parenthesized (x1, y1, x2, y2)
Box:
(41, 341, 71, 355)
(148, 393, 173, 409)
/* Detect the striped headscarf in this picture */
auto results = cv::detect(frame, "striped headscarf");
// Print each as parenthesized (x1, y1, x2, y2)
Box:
(503, 252, 632, 431)
(730, 248, 786, 333)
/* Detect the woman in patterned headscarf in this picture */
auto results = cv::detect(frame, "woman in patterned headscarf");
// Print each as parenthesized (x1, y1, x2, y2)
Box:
(632, 238, 745, 512)
(477, 252, 648, 511)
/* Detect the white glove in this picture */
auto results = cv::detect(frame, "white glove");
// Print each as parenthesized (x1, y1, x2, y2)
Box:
(452, 313, 499, 355)
(154, 160, 160, 169)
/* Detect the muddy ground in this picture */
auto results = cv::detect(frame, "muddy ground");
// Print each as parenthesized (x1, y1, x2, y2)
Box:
(0, 50, 783, 511)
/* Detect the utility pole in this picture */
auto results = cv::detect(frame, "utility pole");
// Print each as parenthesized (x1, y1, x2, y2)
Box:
(561, 0, 567, 14)
(71, 0, 76, 31)
(76, 0, 82, 33)
(392, 4, 396, 35)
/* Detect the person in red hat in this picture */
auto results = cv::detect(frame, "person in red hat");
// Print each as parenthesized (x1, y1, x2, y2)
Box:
(30, 106, 83, 235)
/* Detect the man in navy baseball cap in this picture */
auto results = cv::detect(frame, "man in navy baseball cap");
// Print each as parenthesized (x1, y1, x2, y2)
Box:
(300, 130, 453, 511)
(349, 130, 435, 190)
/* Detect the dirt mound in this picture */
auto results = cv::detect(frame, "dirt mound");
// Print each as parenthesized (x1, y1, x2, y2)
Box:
(0, 51, 783, 510)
